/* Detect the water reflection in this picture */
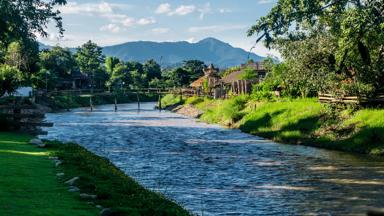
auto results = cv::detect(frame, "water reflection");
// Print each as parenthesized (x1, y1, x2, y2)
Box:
(42, 102, 384, 215)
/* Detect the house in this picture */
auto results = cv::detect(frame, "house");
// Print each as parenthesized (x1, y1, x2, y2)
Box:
(190, 64, 224, 98)
(221, 61, 267, 95)
(57, 70, 89, 90)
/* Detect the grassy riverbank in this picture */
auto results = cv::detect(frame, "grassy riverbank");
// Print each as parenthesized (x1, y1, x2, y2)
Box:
(0, 132, 189, 215)
(162, 94, 384, 155)
(0, 132, 98, 215)
(38, 93, 158, 111)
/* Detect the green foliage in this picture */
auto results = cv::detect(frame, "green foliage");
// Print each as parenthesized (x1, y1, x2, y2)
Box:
(249, 0, 384, 96)
(239, 66, 257, 80)
(143, 59, 161, 81)
(200, 95, 249, 126)
(0, 64, 23, 96)
(0, 0, 66, 45)
(36, 46, 78, 90)
(48, 141, 190, 215)
(161, 94, 182, 108)
(251, 82, 274, 101)
(182, 60, 205, 83)
(106, 62, 130, 90)
(76, 41, 106, 89)
(105, 56, 120, 76)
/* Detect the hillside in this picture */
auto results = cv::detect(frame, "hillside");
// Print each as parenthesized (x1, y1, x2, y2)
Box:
(39, 38, 265, 68)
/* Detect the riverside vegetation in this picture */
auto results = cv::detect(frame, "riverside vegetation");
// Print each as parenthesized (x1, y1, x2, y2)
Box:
(0, 132, 189, 215)
(162, 94, 384, 156)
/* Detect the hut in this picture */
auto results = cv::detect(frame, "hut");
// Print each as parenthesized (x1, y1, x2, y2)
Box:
(221, 62, 267, 95)
(190, 64, 223, 98)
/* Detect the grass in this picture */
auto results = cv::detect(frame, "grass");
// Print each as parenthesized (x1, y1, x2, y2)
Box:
(160, 94, 183, 108)
(0, 132, 98, 216)
(47, 141, 190, 216)
(0, 132, 189, 215)
(161, 94, 384, 156)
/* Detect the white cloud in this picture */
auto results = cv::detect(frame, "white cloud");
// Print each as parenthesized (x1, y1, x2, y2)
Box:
(100, 24, 121, 33)
(258, 0, 274, 4)
(121, 18, 136, 27)
(155, 3, 171, 14)
(219, 8, 232, 13)
(168, 5, 196, 16)
(151, 28, 170, 34)
(58, 2, 114, 15)
(188, 25, 246, 33)
(198, 3, 211, 20)
(137, 17, 156, 25)
(186, 37, 196, 43)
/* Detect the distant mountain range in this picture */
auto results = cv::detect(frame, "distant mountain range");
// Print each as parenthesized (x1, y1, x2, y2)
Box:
(39, 37, 265, 68)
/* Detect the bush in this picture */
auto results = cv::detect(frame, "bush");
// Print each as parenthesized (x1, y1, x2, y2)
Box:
(160, 94, 182, 108)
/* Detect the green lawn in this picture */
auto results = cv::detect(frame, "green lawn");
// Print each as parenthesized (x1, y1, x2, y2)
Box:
(0, 132, 98, 216)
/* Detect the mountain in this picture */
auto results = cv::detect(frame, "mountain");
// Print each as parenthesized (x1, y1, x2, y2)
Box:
(39, 37, 265, 68)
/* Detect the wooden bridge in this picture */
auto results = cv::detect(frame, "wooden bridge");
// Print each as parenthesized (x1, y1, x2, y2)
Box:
(34, 88, 200, 112)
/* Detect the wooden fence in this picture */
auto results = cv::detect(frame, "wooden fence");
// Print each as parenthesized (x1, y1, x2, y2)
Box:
(319, 93, 384, 105)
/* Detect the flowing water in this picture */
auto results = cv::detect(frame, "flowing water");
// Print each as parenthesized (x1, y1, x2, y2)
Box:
(41, 102, 384, 215)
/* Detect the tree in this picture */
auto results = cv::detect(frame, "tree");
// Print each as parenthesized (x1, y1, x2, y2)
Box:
(38, 46, 77, 90)
(143, 59, 161, 81)
(130, 70, 147, 89)
(0, 64, 23, 96)
(106, 62, 131, 91)
(248, 0, 384, 95)
(75, 41, 106, 90)
(0, 0, 66, 46)
(105, 57, 120, 76)
(162, 67, 189, 87)
(182, 60, 205, 83)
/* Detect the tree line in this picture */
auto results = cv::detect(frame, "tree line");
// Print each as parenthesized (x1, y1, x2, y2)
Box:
(249, 0, 383, 98)
(0, 0, 208, 97)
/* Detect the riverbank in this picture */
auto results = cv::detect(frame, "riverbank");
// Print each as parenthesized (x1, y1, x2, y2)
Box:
(162, 94, 384, 156)
(0, 132, 189, 215)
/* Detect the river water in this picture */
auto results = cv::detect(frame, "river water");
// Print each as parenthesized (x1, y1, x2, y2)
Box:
(41, 102, 384, 215)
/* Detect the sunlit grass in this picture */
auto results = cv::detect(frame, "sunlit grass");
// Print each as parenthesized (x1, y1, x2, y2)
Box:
(0, 132, 98, 216)
(164, 95, 384, 155)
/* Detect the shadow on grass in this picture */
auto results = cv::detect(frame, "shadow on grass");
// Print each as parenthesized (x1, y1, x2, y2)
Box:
(339, 126, 384, 154)
(240, 111, 323, 144)
(239, 109, 286, 133)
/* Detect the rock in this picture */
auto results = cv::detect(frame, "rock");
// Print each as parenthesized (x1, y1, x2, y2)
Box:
(37, 143, 46, 148)
(100, 208, 113, 216)
(56, 172, 65, 177)
(55, 160, 62, 167)
(29, 138, 43, 145)
(64, 177, 79, 185)
(80, 193, 97, 199)
(175, 104, 203, 118)
(68, 186, 80, 192)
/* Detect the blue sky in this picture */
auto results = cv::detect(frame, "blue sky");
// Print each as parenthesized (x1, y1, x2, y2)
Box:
(39, 0, 278, 57)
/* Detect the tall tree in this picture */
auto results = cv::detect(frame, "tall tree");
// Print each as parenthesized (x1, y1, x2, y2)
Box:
(75, 41, 106, 90)
(182, 60, 205, 83)
(0, 0, 66, 46)
(37, 46, 77, 90)
(143, 59, 161, 81)
(105, 56, 120, 76)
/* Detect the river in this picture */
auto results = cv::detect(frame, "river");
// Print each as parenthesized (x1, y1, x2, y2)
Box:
(41, 102, 384, 215)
